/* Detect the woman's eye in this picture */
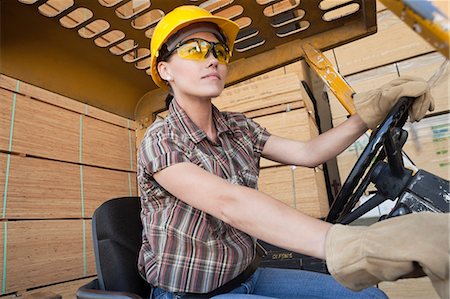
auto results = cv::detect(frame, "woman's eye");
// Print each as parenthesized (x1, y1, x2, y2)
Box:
(187, 44, 201, 53)
(188, 47, 199, 54)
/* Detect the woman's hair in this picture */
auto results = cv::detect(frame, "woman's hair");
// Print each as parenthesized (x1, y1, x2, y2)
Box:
(165, 91, 174, 109)
(156, 43, 174, 109)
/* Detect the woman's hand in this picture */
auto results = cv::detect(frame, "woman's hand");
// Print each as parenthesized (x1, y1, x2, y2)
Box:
(354, 76, 434, 129)
(325, 212, 449, 299)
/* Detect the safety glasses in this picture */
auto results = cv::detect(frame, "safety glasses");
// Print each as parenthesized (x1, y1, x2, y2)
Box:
(166, 38, 232, 64)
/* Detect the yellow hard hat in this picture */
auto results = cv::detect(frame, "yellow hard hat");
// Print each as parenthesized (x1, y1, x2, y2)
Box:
(150, 5, 240, 89)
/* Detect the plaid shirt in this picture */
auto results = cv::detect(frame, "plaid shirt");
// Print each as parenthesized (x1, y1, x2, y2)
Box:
(137, 100, 270, 293)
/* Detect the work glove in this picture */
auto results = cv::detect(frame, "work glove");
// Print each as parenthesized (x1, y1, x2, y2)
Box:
(354, 76, 435, 129)
(325, 212, 449, 299)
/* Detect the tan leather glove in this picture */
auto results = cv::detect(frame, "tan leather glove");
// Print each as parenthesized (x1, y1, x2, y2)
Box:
(325, 212, 449, 299)
(354, 76, 435, 129)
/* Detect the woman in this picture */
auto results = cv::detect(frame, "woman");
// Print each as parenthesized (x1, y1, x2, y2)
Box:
(138, 5, 447, 299)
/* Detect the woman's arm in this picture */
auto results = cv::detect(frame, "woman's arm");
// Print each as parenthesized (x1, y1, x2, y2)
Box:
(262, 114, 367, 168)
(153, 162, 331, 259)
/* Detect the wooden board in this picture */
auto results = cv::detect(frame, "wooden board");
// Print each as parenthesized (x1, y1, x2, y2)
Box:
(0, 74, 135, 129)
(0, 222, 4, 296)
(379, 277, 440, 299)
(85, 219, 96, 276)
(8, 91, 80, 163)
(258, 166, 329, 218)
(244, 101, 305, 119)
(86, 105, 136, 130)
(16, 277, 94, 299)
(0, 153, 137, 219)
(3, 220, 94, 293)
(212, 73, 303, 113)
(230, 67, 286, 88)
(376, 0, 386, 11)
(1, 153, 81, 219)
(83, 165, 138, 218)
(433, 0, 449, 17)
(0, 75, 85, 115)
(0, 89, 14, 152)
(1, 88, 137, 170)
(333, 10, 434, 76)
(0, 155, 6, 215)
(276, 59, 328, 119)
(223, 54, 328, 124)
(82, 115, 136, 172)
(253, 108, 319, 167)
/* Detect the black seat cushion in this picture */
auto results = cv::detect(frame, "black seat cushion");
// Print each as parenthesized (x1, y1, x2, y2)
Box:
(92, 197, 151, 297)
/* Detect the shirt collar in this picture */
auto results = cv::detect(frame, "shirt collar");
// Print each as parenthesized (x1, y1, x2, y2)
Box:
(168, 99, 232, 144)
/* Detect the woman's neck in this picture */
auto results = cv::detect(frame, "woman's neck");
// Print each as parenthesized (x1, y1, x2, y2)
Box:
(176, 97, 218, 143)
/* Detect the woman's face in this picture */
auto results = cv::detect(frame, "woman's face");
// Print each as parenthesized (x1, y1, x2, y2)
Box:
(158, 31, 228, 102)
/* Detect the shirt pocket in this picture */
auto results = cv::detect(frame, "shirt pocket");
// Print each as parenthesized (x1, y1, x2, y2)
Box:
(236, 164, 259, 189)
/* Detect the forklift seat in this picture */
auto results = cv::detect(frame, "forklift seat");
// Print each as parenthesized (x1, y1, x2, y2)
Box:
(76, 197, 151, 299)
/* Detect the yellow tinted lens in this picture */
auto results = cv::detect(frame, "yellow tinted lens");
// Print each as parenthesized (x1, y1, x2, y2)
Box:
(214, 43, 230, 64)
(175, 39, 230, 63)
(176, 40, 210, 60)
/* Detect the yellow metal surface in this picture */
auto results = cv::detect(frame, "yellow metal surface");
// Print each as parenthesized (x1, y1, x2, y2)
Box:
(302, 43, 356, 115)
(379, 0, 449, 59)
(1, 0, 377, 119)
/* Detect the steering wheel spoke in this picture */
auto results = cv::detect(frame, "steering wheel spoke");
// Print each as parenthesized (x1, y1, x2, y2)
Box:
(326, 97, 413, 224)
(337, 148, 386, 222)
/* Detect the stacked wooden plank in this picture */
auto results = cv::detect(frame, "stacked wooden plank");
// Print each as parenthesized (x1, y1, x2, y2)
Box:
(327, 8, 449, 185)
(0, 74, 138, 296)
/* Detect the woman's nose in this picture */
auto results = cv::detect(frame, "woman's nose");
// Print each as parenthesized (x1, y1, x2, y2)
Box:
(206, 50, 219, 67)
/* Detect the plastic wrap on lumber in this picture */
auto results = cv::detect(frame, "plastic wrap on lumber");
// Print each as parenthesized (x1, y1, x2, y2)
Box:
(333, 10, 434, 76)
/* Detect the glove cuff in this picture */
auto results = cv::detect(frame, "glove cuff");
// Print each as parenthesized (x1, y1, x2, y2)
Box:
(325, 224, 377, 290)
(353, 89, 383, 129)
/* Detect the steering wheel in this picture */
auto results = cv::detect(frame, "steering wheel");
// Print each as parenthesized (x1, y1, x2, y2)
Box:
(326, 97, 414, 224)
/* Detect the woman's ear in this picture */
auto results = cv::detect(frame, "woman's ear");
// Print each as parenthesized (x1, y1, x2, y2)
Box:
(157, 61, 173, 82)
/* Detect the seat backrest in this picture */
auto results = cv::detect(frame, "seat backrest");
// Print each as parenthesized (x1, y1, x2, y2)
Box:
(92, 196, 151, 297)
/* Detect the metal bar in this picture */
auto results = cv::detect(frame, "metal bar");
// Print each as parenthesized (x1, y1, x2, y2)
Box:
(302, 43, 356, 114)
(379, 0, 449, 59)
(340, 193, 388, 224)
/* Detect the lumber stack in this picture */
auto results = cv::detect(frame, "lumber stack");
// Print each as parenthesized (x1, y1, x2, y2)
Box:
(327, 8, 449, 185)
(0, 74, 138, 296)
